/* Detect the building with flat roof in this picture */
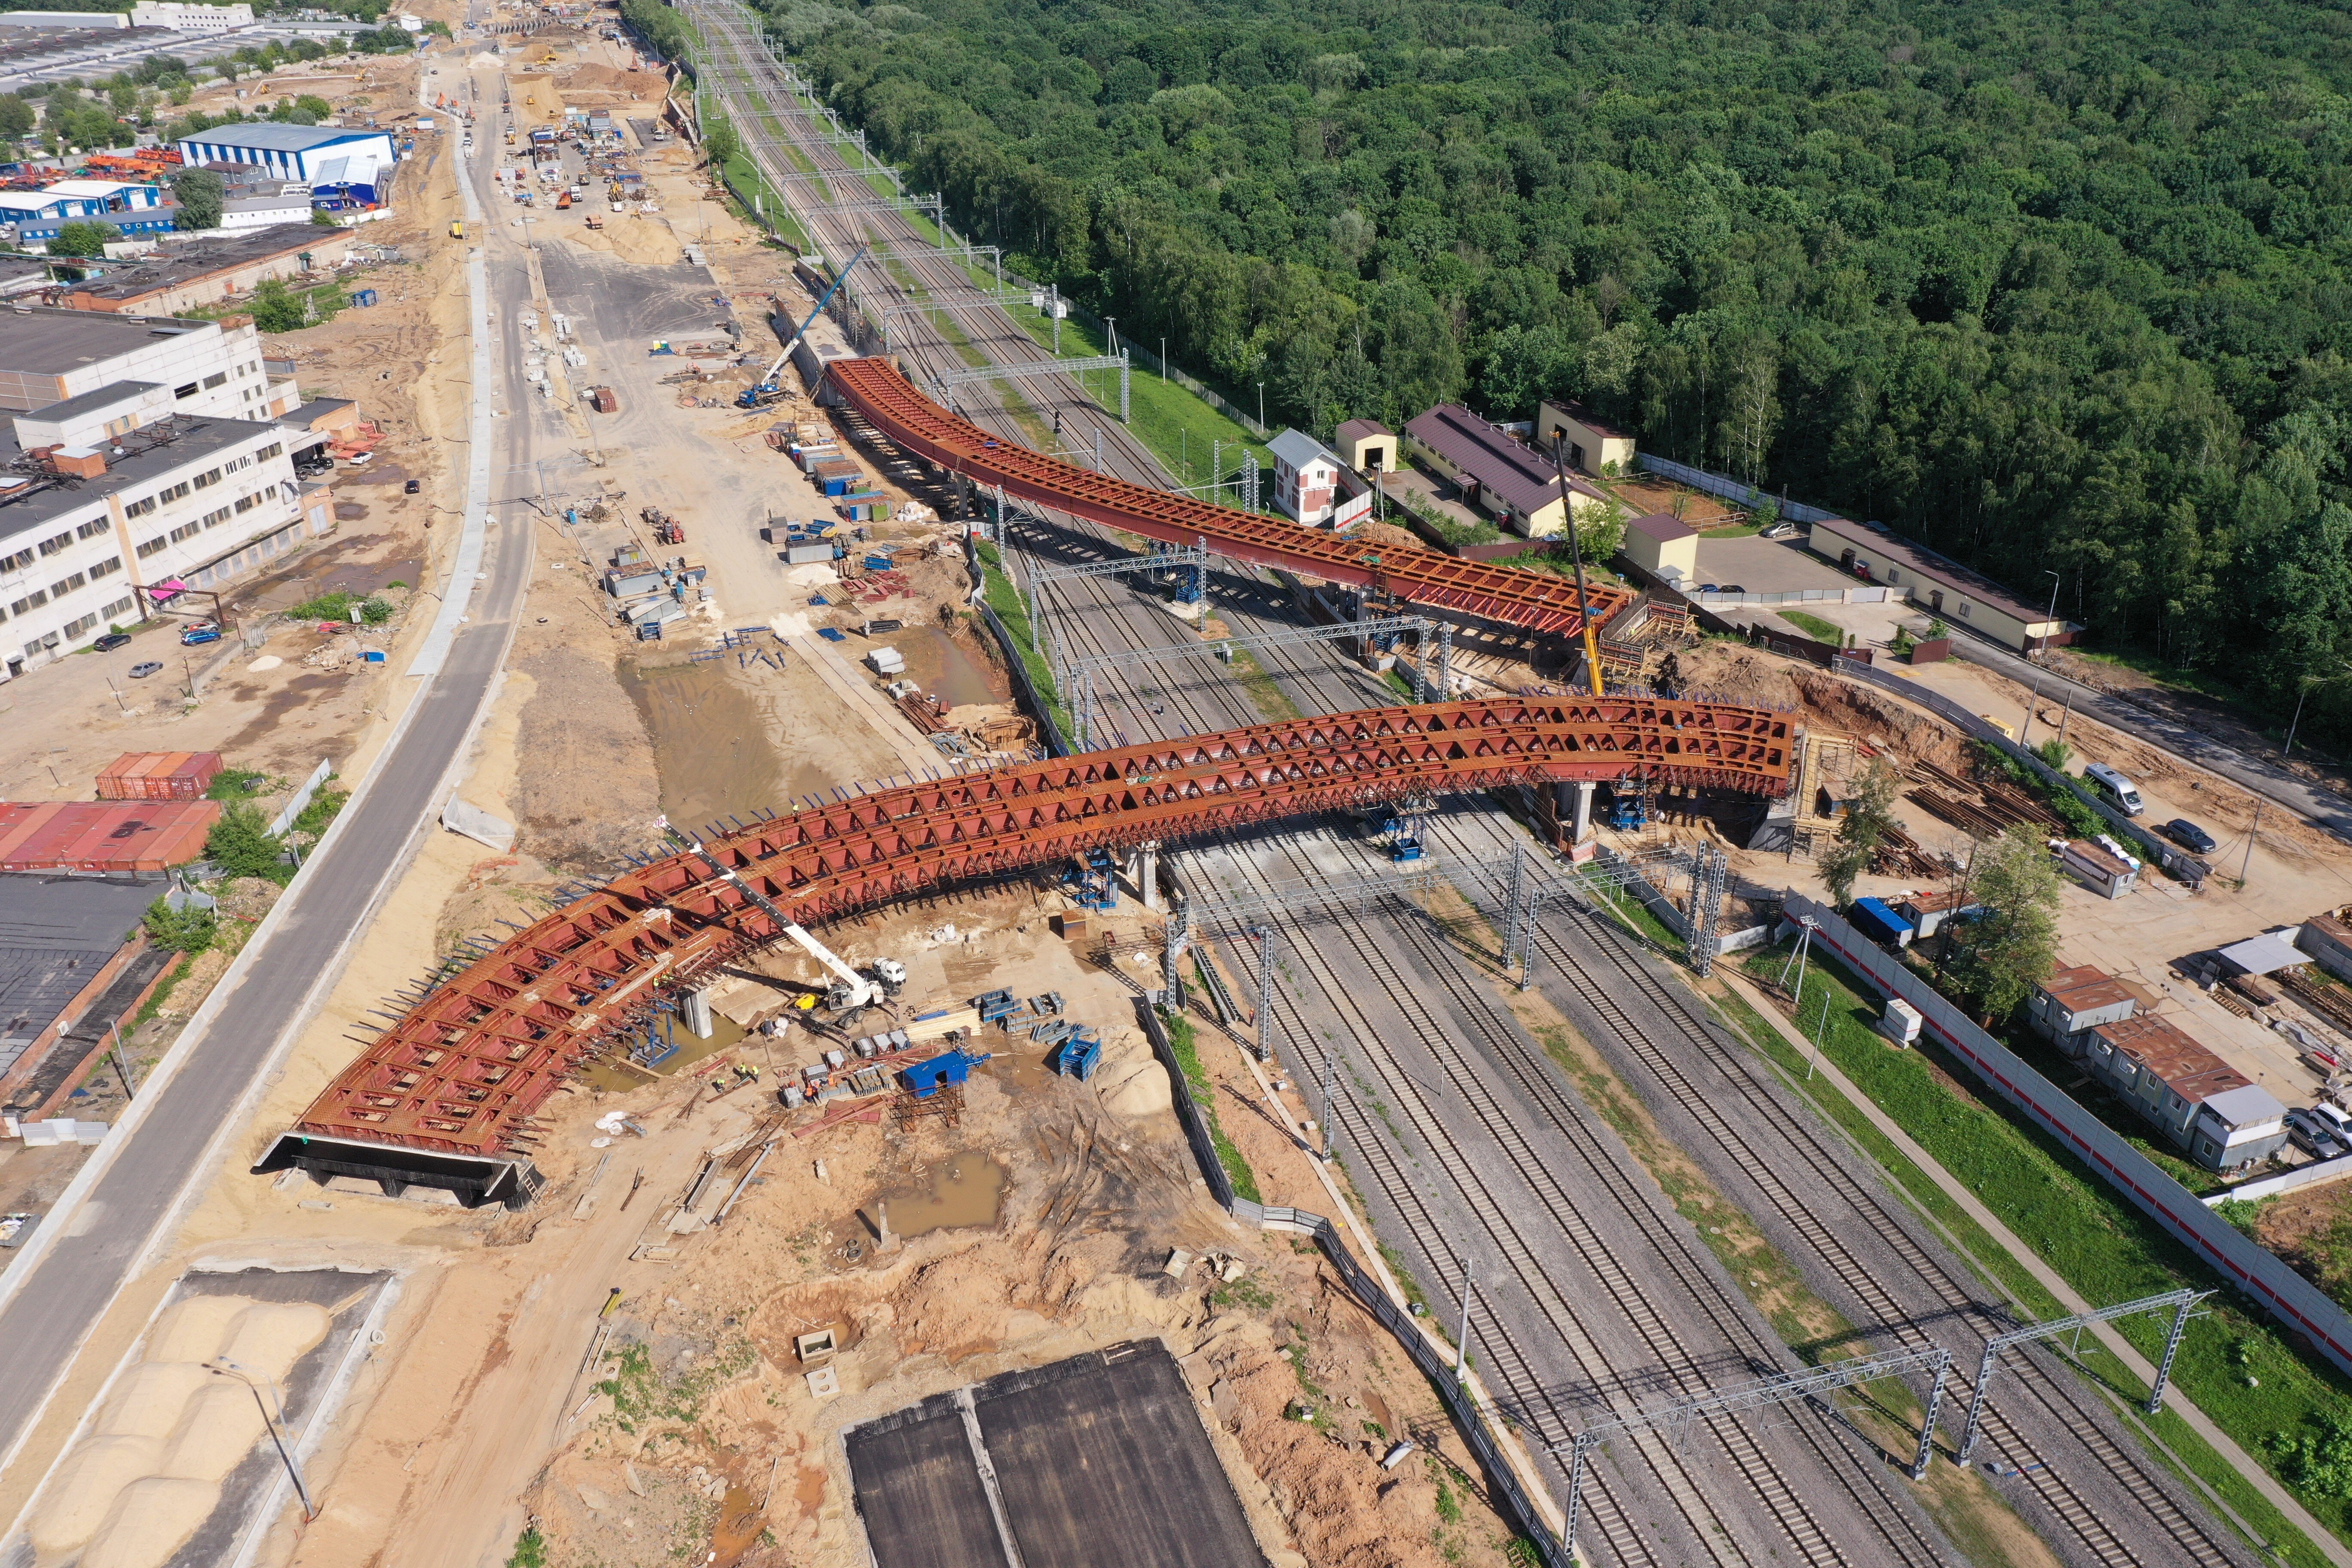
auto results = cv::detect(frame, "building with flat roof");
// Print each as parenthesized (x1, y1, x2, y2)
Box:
(131, 0, 256, 30)
(177, 124, 396, 204)
(0, 308, 324, 677)
(52, 224, 356, 315)
(0, 10, 130, 25)
(1807, 514, 2080, 652)
(2082, 1014, 2287, 1170)
(1401, 403, 1612, 539)
(0, 304, 291, 421)
(2027, 964, 2139, 1055)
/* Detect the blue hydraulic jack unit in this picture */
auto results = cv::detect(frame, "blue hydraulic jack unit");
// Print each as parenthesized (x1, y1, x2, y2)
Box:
(1150, 538, 1206, 605)
(628, 1000, 680, 1070)
(1383, 792, 1434, 863)
(1065, 848, 1117, 913)
(1053, 1026, 1103, 1080)
(1603, 783, 1650, 832)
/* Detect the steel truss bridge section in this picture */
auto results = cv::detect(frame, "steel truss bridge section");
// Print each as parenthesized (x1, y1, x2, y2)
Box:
(825, 356, 1635, 639)
(1557, 1345, 1955, 1556)
(931, 352, 1132, 425)
(254, 697, 1790, 1206)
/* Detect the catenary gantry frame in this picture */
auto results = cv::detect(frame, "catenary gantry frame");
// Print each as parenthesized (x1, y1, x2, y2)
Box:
(825, 356, 1635, 639)
(257, 697, 1787, 1205)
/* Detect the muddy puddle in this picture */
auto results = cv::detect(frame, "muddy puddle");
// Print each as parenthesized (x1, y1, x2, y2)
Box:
(582, 1008, 756, 1092)
(873, 1151, 1006, 1238)
(890, 624, 1004, 707)
(622, 658, 826, 829)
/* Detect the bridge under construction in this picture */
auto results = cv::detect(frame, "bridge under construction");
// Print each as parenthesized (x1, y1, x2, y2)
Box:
(824, 356, 1635, 640)
(256, 695, 1790, 1206)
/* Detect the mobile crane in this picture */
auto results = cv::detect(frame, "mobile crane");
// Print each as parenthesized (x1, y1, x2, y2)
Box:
(666, 826, 904, 1012)
(735, 243, 870, 410)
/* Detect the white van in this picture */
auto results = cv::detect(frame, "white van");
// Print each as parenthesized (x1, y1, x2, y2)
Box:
(2082, 762, 2145, 816)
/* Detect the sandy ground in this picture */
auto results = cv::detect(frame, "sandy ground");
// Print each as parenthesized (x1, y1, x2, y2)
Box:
(0, 29, 1527, 1568)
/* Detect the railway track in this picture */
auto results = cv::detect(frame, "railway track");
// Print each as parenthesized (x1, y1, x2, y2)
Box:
(682, 0, 1175, 495)
(1022, 543, 1939, 1563)
(669, 15, 2255, 1564)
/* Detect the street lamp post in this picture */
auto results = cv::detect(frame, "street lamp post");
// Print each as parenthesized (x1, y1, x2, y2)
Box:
(208, 1360, 315, 1521)
(2016, 570, 2063, 747)
(1256, 382, 1265, 432)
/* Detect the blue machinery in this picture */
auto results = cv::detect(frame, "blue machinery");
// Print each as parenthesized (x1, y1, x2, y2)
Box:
(1064, 848, 1118, 913)
(1381, 792, 1436, 863)
(1148, 539, 1204, 604)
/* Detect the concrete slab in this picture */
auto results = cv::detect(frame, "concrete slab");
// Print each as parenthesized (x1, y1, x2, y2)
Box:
(845, 1340, 1266, 1568)
(1690, 535, 1853, 594)
(441, 795, 517, 852)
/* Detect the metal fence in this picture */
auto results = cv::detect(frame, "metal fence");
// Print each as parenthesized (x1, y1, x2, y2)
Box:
(1777, 891, 2352, 1380)
(1133, 1001, 1572, 1566)
(1633, 453, 1842, 524)
(1688, 585, 1894, 607)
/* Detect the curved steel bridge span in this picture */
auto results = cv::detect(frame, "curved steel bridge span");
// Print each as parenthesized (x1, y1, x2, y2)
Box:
(258, 697, 1788, 1205)
(826, 356, 1635, 640)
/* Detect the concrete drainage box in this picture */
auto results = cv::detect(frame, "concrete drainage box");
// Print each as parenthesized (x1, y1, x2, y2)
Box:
(0, 1263, 398, 1568)
(843, 1339, 1267, 1568)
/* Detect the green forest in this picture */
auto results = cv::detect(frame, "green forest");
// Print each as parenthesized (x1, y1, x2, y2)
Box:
(698, 0, 2352, 735)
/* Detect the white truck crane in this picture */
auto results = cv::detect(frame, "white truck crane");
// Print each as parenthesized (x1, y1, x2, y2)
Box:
(667, 827, 905, 1013)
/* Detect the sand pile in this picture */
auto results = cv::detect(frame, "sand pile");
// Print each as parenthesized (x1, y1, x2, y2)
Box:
(29, 1293, 331, 1568)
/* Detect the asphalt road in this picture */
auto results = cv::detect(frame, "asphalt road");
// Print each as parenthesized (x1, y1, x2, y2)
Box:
(0, 66, 556, 1468)
(1952, 636, 2352, 839)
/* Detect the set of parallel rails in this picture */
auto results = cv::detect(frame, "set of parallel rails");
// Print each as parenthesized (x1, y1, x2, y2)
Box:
(684, 0, 1172, 493)
(685, 14, 2253, 1562)
(1035, 557, 1941, 1564)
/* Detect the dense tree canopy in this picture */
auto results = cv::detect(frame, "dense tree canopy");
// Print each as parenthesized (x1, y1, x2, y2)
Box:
(741, 0, 2352, 736)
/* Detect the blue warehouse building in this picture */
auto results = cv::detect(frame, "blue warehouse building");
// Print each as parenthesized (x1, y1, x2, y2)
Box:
(174, 124, 400, 206)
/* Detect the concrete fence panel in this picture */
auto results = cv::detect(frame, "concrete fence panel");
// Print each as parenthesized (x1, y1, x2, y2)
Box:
(1778, 891, 2352, 1379)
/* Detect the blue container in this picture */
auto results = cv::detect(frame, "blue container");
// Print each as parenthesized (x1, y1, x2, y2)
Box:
(351, 288, 378, 307)
(903, 1047, 983, 1099)
(1850, 897, 1914, 949)
(1053, 1028, 1102, 1081)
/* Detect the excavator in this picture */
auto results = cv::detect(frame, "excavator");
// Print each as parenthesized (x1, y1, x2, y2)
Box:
(735, 243, 870, 410)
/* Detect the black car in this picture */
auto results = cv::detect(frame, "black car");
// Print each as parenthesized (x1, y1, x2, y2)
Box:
(2162, 818, 2217, 854)
(404, 478, 422, 494)
(92, 632, 131, 652)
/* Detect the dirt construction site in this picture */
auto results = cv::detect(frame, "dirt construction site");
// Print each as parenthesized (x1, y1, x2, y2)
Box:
(25, 8, 2352, 1568)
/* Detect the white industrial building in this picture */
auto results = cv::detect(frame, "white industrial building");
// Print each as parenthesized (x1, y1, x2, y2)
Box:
(129, 1, 254, 30)
(176, 124, 398, 204)
(0, 308, 323, 678)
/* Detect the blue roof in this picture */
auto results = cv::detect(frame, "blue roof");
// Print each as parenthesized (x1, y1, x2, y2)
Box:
(177, 125, 393, 154)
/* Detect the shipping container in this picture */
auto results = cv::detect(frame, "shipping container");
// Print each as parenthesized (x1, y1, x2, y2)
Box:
(605, 569, 663, 597)
(783, 542, 837, 565)
(588, 386, 619, 414)
(96, 751, 224, 802)
(0, 800, 219, 872)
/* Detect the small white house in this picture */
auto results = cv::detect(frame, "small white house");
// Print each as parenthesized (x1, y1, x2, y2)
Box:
(1268, 428, 1343, 526)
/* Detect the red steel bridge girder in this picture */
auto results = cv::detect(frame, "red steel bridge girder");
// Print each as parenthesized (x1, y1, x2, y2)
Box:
(285, 698, 1787, 1162)
(825, 356, 1635, 639)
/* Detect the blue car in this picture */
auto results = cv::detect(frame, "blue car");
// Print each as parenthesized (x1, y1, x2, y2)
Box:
(179, 621, 222, 646)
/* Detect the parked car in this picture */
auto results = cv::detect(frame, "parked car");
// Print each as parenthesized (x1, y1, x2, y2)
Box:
(129, 660, 163, 678)
(2287, 1108, 2346, 1160)
(2161, 818, 2217, 854)
(1719, 584, 1746, 594)
(1761, 521, 1799, 539)
(179, 621, 222, 646)
(2314, 1102, 2352, 1143)
(404, 478, 422, 494)
(91, 631, 131, 652)
(1699, 583, 1721, 594)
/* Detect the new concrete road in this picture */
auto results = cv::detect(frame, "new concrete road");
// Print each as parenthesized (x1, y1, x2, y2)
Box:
(0, 54, 563, 1469)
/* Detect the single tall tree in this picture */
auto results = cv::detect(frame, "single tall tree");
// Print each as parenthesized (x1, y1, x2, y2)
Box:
(170, 166, 224, 230)
(1945, 828, 2063, 1022)
(1817, 756, 1900, 906)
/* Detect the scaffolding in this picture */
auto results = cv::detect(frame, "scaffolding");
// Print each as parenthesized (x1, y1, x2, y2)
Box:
(1556, 1345, 1954, 1556)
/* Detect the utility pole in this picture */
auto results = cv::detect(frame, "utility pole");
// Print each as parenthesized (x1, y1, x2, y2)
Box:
(2016, 570, 2063, 746)
(2239, 799, 2265, 887)
(1455, 1256, 1477, 1389)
